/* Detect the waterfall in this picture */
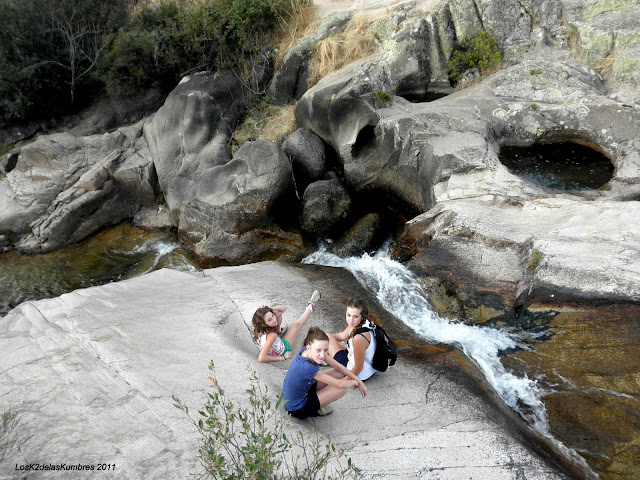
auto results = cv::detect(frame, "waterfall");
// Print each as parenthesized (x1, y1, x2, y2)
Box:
(303, 245, 598, 478)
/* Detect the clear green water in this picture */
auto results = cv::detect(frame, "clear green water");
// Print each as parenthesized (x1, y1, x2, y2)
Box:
(0, 223, 199, 317)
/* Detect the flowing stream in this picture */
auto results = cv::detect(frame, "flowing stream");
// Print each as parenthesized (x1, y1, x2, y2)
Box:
(2, 224, 631, 478)
(303, 245, 597, 478)
(0, 223, 198, 317)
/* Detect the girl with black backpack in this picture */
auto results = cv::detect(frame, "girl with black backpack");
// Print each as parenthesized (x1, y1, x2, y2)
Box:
(327, 299, 378, 381)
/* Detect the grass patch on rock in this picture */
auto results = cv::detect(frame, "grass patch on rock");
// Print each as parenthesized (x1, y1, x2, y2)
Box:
(232, 98, 297, 150)
(307, 13, 377, 87)
(527, 248, 543, 271)
(0, 407, 19, 464)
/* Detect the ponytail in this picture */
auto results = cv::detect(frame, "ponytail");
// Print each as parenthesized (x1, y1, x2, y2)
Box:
(302, 327, 329, 346)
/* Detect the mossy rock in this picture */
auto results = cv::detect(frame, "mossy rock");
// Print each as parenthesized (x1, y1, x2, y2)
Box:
(583, 0, 639, 19)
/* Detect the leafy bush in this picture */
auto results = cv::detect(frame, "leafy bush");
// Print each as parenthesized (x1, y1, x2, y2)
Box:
(103, 0, 312, 97)
(0, 407, 19, 464)
(0, 0, 61, 121)
(102, 1, 186, 94)
(447, 31, 502, 83)
(173, 361, 359, 479)
(376, 90, 390, 104)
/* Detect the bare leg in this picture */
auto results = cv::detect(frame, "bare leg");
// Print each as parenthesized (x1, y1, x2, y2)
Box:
(327, 333, 347, 357)
(283, 306, 312, 346)
(315, 369, 344, 391)
(317, 385, 350, 408)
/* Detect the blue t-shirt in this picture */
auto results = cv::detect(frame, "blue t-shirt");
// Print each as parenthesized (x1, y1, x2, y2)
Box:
(282, 348, 319, 412)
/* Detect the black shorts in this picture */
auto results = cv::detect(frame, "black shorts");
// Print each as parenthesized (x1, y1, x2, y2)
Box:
(287, 381, 321, 419)
(334, 349, 348, 367)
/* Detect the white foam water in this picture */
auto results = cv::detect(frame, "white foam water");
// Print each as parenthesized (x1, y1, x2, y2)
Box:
(124, 239, 198, 275)
(303, 245, 598, 478)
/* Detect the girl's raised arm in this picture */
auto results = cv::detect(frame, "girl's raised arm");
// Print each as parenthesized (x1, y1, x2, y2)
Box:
(270, 305, 287, 315)
(331, 325, 352, 343)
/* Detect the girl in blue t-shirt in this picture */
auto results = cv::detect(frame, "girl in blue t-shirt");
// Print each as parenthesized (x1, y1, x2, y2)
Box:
(282, 327, 367, 418)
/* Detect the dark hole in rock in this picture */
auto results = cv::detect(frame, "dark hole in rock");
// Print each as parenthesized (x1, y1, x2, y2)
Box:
(351, 125, 377, 159)
(401, 91, 452, 103)
(349, 187, 422, 245)
(499, 143, 614, 191)
(400, 84, 455, 103)
(270, 182, 302, 231)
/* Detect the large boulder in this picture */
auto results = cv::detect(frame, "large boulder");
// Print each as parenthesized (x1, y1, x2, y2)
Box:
(143, 64, 312, 264)
(302, 177, 352, 235)
(177, 140, 307, 264)
(295, 15, 432, 159)
(143, 71, 248, 218)
(0, 123, 158, 253)
(401, 196, 640, 317)
(330, 212, 383, 257)
(293, 15, 435, 214)
(282, 127, 327, 190)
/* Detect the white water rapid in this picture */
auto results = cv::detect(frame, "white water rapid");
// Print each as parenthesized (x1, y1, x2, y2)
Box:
(303, 245, 598, 479)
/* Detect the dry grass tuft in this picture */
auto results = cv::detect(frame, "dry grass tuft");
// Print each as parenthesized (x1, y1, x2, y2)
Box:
(232, 102, 297, 151)
(564, 19, 614, 75)
(307, 12, 377, 86)
(592, 54, 615, 75)
(270, 0, 321, 68)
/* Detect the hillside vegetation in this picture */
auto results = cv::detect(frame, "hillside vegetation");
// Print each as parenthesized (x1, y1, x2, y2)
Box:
(0, 0, 314, 124)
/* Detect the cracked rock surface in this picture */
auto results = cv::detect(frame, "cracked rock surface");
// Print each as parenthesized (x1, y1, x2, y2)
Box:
(1, 263, 569, 479)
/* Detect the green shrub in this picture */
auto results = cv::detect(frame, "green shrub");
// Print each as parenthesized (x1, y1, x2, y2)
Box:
(0, 407, 19, 464)
(173, 361, 359, 479)
(527, 248, 543, 271)
(103, 0, 311, 97)
(530, 103, 538, 110)
(447, 31, 502, 83)
(376, 90, 390, 104)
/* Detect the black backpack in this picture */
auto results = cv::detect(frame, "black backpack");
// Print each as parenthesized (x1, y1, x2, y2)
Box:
(355, 322, 397, 372)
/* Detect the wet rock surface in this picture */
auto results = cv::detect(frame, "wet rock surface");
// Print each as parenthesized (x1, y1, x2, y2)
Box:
(0, 123, 158, 253)
(501, 303, 640, 480)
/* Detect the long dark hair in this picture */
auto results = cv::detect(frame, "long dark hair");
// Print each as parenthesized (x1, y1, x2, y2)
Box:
(252, 307, 277, 343)
(302, 327, 329, 346)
